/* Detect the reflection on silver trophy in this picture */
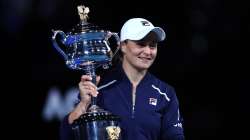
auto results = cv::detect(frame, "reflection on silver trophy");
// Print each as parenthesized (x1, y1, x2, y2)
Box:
(51, 4, 121, 140)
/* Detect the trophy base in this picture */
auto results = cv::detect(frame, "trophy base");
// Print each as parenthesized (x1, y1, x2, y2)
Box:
(72, 106, 121, 140)
(88, 105, 104, 113)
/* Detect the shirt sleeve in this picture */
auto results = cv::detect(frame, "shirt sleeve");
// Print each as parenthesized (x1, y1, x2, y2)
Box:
(161, 86, 185, 140)
(59, 92, 103, 140)
(60, 114, 74, 140)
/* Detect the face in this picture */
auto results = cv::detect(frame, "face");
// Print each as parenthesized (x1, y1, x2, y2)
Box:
(121, 32, 158, 71)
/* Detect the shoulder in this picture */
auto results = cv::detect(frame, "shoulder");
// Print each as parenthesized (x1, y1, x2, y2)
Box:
(98, 63, 125, 86)
(98, 69, 118, 86)
(97, 66, 121, 91)
(148, 73, 174, 91)
(147, 73, 177, 99)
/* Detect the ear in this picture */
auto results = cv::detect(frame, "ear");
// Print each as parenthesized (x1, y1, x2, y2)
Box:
(121, 46, 125, 53)
(120, 42, 126, 53)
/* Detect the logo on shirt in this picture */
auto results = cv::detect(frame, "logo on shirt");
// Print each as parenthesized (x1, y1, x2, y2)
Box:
(149, 98, 157, 106)
(173, 122, 183, 128)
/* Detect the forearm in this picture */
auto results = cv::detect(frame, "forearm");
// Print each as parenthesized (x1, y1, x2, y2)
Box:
(68, 101, 89, 124)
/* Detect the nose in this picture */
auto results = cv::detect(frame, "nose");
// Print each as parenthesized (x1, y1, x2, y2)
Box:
(143, 45, 153, 55)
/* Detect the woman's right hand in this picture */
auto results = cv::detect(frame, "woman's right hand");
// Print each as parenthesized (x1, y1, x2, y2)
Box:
(68, 75, 100, 124)
(78, 75, 100, 106)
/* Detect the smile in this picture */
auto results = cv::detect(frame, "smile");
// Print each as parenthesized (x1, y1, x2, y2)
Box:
(138, 57, 152, 61)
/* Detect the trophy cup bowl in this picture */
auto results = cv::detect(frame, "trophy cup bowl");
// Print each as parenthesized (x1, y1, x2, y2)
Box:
(51, 5, 121, 140)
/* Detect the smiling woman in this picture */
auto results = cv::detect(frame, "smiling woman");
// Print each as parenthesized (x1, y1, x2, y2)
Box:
(60, 17, 185, 140)
(121, 35, 158, 71)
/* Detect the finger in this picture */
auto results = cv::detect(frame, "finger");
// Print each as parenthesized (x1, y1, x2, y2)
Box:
(96, 75, 101, 85)
(86, 85, 96, 92)
(82, 89, 98, 97)
(81, 84, 98, 93)
(81, 81, 98, 90)
(80, 75, 92, 82)
(91, 91, 99, 97)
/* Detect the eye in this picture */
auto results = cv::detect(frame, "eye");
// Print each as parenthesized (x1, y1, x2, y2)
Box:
(135, 41, 157, 48)
(136, 42, 147, 47)
(132, 40, 145, 46)
(149, 42, 157, 48)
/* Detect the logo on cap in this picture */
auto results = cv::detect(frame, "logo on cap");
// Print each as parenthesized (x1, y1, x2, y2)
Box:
(141, 21, 150, 26)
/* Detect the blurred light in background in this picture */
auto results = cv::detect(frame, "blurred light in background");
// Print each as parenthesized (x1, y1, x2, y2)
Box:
(2, 0, 32, 33)
(42, 86, 78, 122)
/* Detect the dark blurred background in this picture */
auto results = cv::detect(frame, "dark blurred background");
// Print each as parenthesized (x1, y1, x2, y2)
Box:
(1, 0, 249, 139)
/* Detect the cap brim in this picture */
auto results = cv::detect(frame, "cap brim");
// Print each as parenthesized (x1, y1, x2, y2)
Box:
(129, 27, 166, 42)
(152, 27, 166, 42)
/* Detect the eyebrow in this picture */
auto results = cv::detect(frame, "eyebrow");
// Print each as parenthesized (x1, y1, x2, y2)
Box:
(134, 41, 158, 48)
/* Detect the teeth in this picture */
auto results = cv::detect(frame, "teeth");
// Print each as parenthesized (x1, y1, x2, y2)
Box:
(139, 57, 151, 60)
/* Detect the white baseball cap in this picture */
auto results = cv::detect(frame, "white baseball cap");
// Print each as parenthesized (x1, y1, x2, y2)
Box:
(120, 18, 166, 42)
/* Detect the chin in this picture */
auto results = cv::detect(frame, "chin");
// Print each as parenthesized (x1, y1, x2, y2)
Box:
(136, 64, 151, 71)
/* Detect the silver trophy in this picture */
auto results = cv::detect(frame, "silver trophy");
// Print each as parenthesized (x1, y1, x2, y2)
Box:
(51, 4, 121, 140)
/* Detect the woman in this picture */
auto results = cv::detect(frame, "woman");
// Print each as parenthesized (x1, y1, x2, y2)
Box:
(60, 18, 185, 140)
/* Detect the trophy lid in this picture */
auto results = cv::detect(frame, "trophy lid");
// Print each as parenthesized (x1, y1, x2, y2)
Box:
(51, 4, 120, 71)
(70, 5, 106, 34)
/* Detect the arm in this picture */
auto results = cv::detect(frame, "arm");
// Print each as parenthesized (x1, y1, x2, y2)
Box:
(59, 101, 90, 140)
(60, 114, 74, 140)
(161, 86, 185, 140)
(68, 75, 100, 124)
(59, 75, 100, 140)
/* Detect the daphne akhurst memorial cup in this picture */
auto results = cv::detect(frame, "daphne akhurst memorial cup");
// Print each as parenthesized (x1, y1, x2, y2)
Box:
(51, 4, 121, 140)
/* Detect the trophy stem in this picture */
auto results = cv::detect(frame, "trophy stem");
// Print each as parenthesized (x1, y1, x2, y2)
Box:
(84, 62, 102, 112)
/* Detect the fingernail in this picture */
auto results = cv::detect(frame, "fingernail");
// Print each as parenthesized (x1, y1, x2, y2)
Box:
(94, 92, 99, 97)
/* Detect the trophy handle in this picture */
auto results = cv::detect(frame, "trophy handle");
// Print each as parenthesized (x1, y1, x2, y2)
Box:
(51, 30, 69, 61)
(108, 32, 120, 45)
(107, 32, 121, 60)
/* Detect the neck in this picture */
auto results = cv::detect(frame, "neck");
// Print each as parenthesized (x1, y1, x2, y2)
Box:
(122, 62, 147, 86)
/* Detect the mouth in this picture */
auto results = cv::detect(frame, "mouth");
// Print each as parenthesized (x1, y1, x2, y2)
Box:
(138, 56, 152, 61)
